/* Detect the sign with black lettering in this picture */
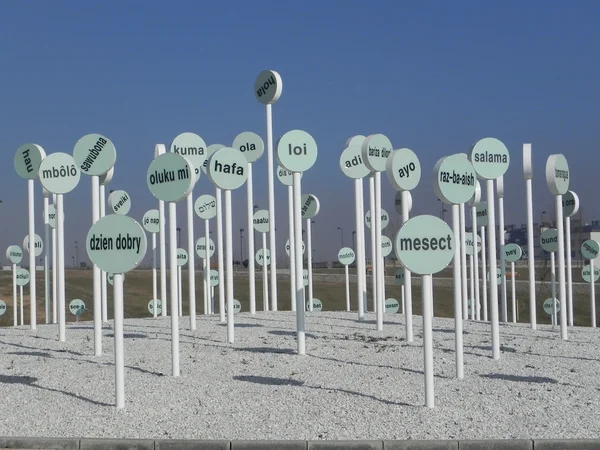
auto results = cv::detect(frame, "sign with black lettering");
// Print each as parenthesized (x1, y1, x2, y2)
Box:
(73, 134, 117, 176)
(365, 209, 389, 230)
(147, 152, 195, 203)
(464, 232, 482, 256)
(337, 247, 355, 266)
(540, 228, 558, 253)
(253, 209, 270, 233)
(210, 270, 219, 287)
(16, 267, 30, 286)
(582, 264, 600, 283)
(434, 154, 476, 205)
(148, 299, 162, 315)
(277, 165, 303, 186)
(254, 70, 283, 105)
(300, 194, 320, 219)
(38, 152, 81, 194)
(195, 194, 217, 220)
(69, 299, 86, 316)
(395, 268, 405, 285)
(14, 143, 46, 180)
(469, 137, 510, 180)
(381, 235, 393, 257)
(233, 131, 265, 164)
(225, 299, 242, 314)
(108, 190, 131, 216)
(142, 209, 160, 234)
(340, 144, 370, 180)
(207, 147, 249, 191)
(543, 297, 560, 315)
(276, 130, 318, 174)
(6, 245, 23, 265)
(384, 298, 400, 314)
(176, 248, 188, 267)
(306, 298, 322, 312)
(285, 239, 305, 256)
(361, 134, 393, 173)
(504, 243, 523, 262)
(562, 190, 579, 218)
(386, 148, 421, 191)
(195, 238, 215, 259)
(476, 202, 488, 228)
(581, 239, 599, 260)
(0, 299, 6, 316)
(170, 132, 207, 182)
(256, 248, 271, 267)
(545, 154, 570, 196)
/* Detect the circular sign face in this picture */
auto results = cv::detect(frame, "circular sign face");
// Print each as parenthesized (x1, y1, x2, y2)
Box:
(464, 232, 482, 256)
(256, 248, 271, 266)
(177, 248, 188, 266)
(395, 269, 405, 285)
(394, 215, 455, 275)
(582, 264, 600, 282)
(233, 131, 265, 164)
(201, 144, 224, 174)
(225, 299, 242, 314)
(361, 134, 393, 172)
(148, 299, 162, 315)
(47, 204, 57, 228)
(38, 153, 81, 194)
(142, 209, 160, 233)
(195, 237, 215, 259)
(276, 130, 318, 173)
(302, 269, 309, 287)
(195, 194, 217, 220)
(468, 180, 482, 206)
(338, 247, 356, 265)
(254, 70, 283, 105)
(487, 268, 502, 286)
(306, 298, 323, 312)
(0, 300, 6, 316)
(207, 147, 248, 190)
(285, 239, 305, 256)
(210, 270, 219, 286)
(108, 190, 131, 216)
(546, 154, 570, 196)
(276, 165, 303, 186)
(543, 298, 560, 315)
(6, 246, 23, 264)
(562, 191, 579, 217)
(170, 132, 207, 181)
(504, 243, 523, 262)
(394, 191, 413, 216)
(15, 144, 46, 180)
(108, 272, 126, 286)
(581, 239, 600, 260)
(147, 152, 195, 202)
(469, 137, 510, 180)
(386, 148, 421, 191)
(23, 234, 43, 257)
(381, 235, 393, 257)
(384, 298, 400, 314)
(365, 209, 390, 230)
(253, 210, 270, 233)
(69, 299, 86, 316)
(434, 154, 477, 205)
(340, 145, 370, 179)
(16, 267, 30, 286)
(86, 215, 147, 274)
(540, 228, 558, 253)
(300, 194, 320, 219)
(476, 202, 488, 227)
(100, 166, 114, 186)
(73, 134, 117, 176)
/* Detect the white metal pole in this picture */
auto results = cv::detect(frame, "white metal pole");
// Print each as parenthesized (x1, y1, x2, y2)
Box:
(57, 194, 66, 342)
(358, 179, 367, 314)
(247, 164, 256, 315)
(422, 274, 434, 408)
(99, 184, 108, 323)
(469, 254, 475, 321)
(12, 264, 17, 327)
(498, 195, 508, 323)
(52, 196, 57, 324)
(354, 179, 365, 321)
(178, 265, 182, 317)
(293, 173, 305, 354)
(187, 194, 196, 330)
(168, 202, 180, 376)
(566, 216, 574, 326)
(216, 188, 225, 322)
(91, 176, 102, 355)
(44, 195, 50, 324)
(262, 232, 269, 311)
(481, 225, 488, 322)
(452, 204, 464, 379)
(590, 259, 596, 328)
(205, 219, 211, 315)
(225, 190, 235, 343)
(265, 104, 278, 311)
(152, 232, 157, 318)
(369, 174, 377, 313)
(307, 219, 314, 312)
(486, 179, 500, 360)
(288, 185, 296, 312)
(20, 285, 24, 326)
(401, 191, 413, 342)
(551, 252, 556, 326)
(525, 177, 536, 329)
(159, 199, 167, 317)
(28, 179, 36, 330)
(345, 264, 350, 311)
(113, 273, 125, 408)
(472, 206, 480, 321)
(556, 195, 568, 340)
(460, 203, 468, 320)
(374, 172, 383, 331)
(511, 261, 516, 323)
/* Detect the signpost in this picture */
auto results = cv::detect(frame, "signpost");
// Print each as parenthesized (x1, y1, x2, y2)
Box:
(6, 245, 22, 326)
(541, 228, 559, 325)
(581, 239, 599, 328)
(300, 194, 320, 311)
(195, 194, 217, 315)
(253, 209, 271, 311)
(142, 209, 160, 318)
(562, 190, 579, 326)
(338, 247, 356, 311)
(504, 243, 523, 323)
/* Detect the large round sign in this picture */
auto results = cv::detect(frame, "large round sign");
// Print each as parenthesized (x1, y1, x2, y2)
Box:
(254, 70, 283, 105)
(201, 144, 224, 175)
(386, 148, 421, 191)
(210, 270, 219, 286)
(433, 154, 476, 205)
(39, 153, 81, 194)
(207, 147, 248, 190)
(469, 137, 510, 180)
(108, 272, 126, 286)
(394, 191, 413, 216)
(384, 298, 400, 314)
(300, 194, 320, 219)
(253, 210, 270, 233)
(361, 134, 393, 172)
(0, 300, 6, 316)
(276, 130, 318, 173)
(142, 209, 160, 233)
(546, 154, 569, 196)
(170, 132, 207, 181)
(256, 248, 271, 266)
(285, 239, 305, 256)
(464, 232, 481, 256)
(365, 209, 390, 230)
(69, 299, 86, 316)
(108, 190, 131, 216)
(394, 215, 455, 275)
(340, 145, 370, 179)
(476, 202, 488, 227)
(147, 152, 195, 202)
(540, 228, 558, 253)
(543, 298, 560, 315)
(233, 131, 265, 164)
(195, 238, 215, 259)
(306, 298, 323, 312)
(148, 299, 162, 315)
(581, 240, 599, 260)
(6, 246, 23, 265)
(16, 267, 30, 286)
(73, 134, 117, 176)
(277, 165, 302, 186)
(15, 144, 46, 180)
(381, 235, 393, 257)
(86, 215, 147, 274)
(395, 269, 405, 285)
(582, 265, 600, 282)
(562, 191, 579, 217)
(338, 247, 355, 266)
(23, 234, 43, 257)
(504, 243, 523, 262)
(176, 248, 188, 266)
(195, 194, 217, 220)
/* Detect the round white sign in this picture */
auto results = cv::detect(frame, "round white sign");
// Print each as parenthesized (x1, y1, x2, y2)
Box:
(170, 132, 207, 181)
(540, 228, 558, 253)
(0, 300, 6, 316)
(543, 298, 560, 315)
(207, 147, 248, 191)
(277, 130, 318, 173)
(254, 70, 283, 105)
(6, 245, 23, 265)
(300, 194, 320, 219)
(73, 134, 117, 176)
(195, 194, 217, 220)
(546, 154, 570, 196)
(16, 267, 30, 286)
(361, 134, 393, 172)
(39, 152, 81, 194)
(232, 131, 265, 164)
(210, 270, 219, 286)
(384, 298, 400, 314)
(394, 191, 413, 216)
(147, 152, 195, 202)
(256, 248, 271, 267)
(253, 210, 270, 233)
(69, 299, 86, 316)
(225, 299, 242, 314)
(148, 299, 162, 315)
(338, 247, 355, 265)
(504, 243, 523, 262)
(306, 298, 323, 312)
(562, 191, 579, 217)
(142, 209, 160, 234)
(195, 237, 215, 259)
(302, 269, 309, 287)
(386, 148, 421, 191)
(381, 235, 393, 257)
(365, 209, 390, 230)
(108, 190, 131, 216)
(487, 268, 502, 286)
(47, 203, 57, 229)
(464, 232, 481, 256)
(434, 154, 477, 205)
(340, 145, 370, 179)
(177, 248, 188, 266)
(15, 144, 46, 180)
(23, 234, 43, 257)
(285, 239, 305, 256)
(582, 265, 600, 283)
(277, 165, 302, 186)
(476, 202, 488, 227)
(394, 269, 405, 285)
(201, 144, 224, 175)
(469, 137, 510, 180)
(581, 239, 599, 260)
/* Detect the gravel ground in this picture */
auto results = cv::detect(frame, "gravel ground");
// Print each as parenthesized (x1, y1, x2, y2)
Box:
(0, 311, 599, 441)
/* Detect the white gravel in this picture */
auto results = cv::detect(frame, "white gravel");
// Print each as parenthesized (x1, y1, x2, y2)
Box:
(1, 311, 599, 441)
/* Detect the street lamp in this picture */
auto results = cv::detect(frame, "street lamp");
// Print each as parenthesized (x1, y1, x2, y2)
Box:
(337, 226, 344, 247)
(176, 227, 181, 247)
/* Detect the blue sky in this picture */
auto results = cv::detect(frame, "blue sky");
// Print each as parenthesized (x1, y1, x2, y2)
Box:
(1, 1, 599, 264)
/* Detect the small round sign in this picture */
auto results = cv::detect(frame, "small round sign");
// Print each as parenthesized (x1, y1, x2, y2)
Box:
(142, 209, 160, 234)
(38, 153, 81, 194)
(302, 269, 309, 287)
(277, 165, 302, 186)
(381, 235, 393, 257)
(540, 228, 558, 253)
(195, 194, 217, 220)
(306, 298, 323, 312)
(582, 264, 600, 282)
(285, 239, 305, 256)
(394, 191, 413, 216)
(86, 215, 147, 274)
(6, 246, 23, 265)
(148, 299, 162, 315)
(338, 247, 355, 266)
(207, 146, 248, 191)
(276, 130, 318, 173)
(73, 134, 117, 176)
(395, 269, 405, 285)
(253, 210, 270, 233)
(581, 240, 599, 260)
(170, 132, 207, 181)
(108, 272, 126, 286)
(543, 298, 560, 315)
(384, 298, 400, 314)
(232, 131, 265, 164)
(433, 154, 477, 205)
(469, 137, 510, 180)
(47, 203, 57, 228)
(394, 215, 455, 275)
(210, 270, 219, 286)
(361, 134, 393, 172)
(546, 154, 570, 196)
(504, 243, 523, 262)
(147, 152, 195, 202)
(464, 232, 481, 256)
(23, 234, 43, 257)
(195, 237, 215, 259)
(476, 202, 488, 227)
(225, 299, 242, 314)
(0, 299, 6, 316)
(16, 267, 30, 286)
(487, 268, 502, 286)
(201, 144, 224, 175)
(300, 194, 320, 219)
(256, 248, 271, 266)
(108, 190, 131, 216)
(365, 209, 390, 230)
(69, 299, 86, 316)
(340, 145, 370, 179)
(386, 148, 421, 191)
(15, 144, 46, 180)
(254, 70, 283, 105)
(562, 191, 579, 217)
(177, 248, 188, 266)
